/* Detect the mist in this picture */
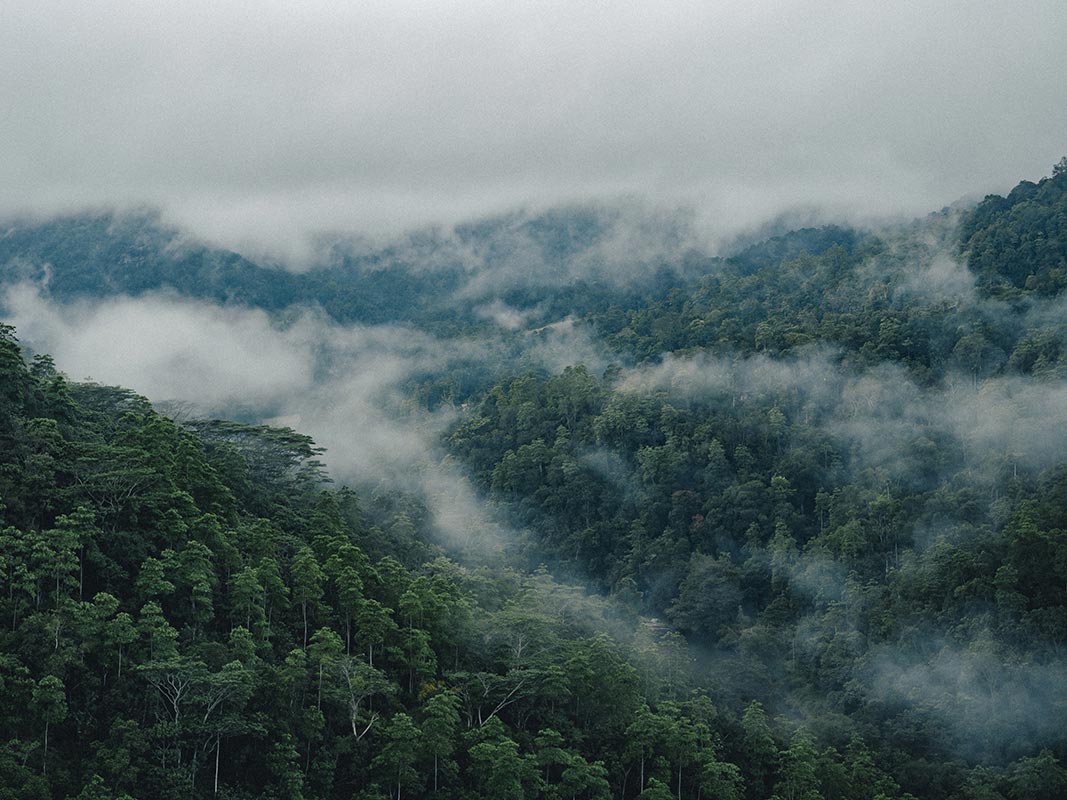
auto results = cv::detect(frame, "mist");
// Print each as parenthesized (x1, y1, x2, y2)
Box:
(9, 260, 1067, 763)
(616, 338, 1067, 493)
(3, 281, 625, 567)
(3, 1, 1065, 263)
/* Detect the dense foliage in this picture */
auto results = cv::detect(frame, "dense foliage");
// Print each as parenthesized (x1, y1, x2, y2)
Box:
(3, 161, 1067, 799)
(0, 208, 693, 337)
(961, 158, 1067, 295)
(441, 165, 1067, 799)
(2, 324, 938, 800)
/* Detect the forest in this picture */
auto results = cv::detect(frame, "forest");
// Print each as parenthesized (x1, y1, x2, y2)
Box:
(1, 161, 1067, 799)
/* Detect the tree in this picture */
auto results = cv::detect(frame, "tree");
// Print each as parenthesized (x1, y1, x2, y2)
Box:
(638, 777, 673, 800)
(136, 556, 175, 602)
(138, 600, 178, 660)
(32, 675, 67, 775)
(337, 656, 392, 739)
(291, 547, 323, 648)
(106, 610, 137, 679)
(229, 566, 265, 634)
(466, 723, 537, 800)
(38, 508, 94, 606)
(335, 566, 364, 654)
(398, 627, 436, 694)
(740, 702, 778, 800)
(560, 755, 611, 800)
(257, 556, 289, 635)
(773, 730, 822, 800)
(1008, 750, 1067, 800)
(421, 691, 460, 794)
(701, 754, 744, 800)
(72, 774, 135, 800)
(372, 713, 421, 800)
(307, 627, 343, 709)
(265, 733, 304, 800)
(355, 598, 396, 667)
(176, 540, 216, 627)
(535, 728, 571, 792)
(625, 706, 670, 795)
(663, 706, 701, 799)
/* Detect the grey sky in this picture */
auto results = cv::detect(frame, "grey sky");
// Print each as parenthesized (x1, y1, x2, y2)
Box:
(3, 0, 1065, 260)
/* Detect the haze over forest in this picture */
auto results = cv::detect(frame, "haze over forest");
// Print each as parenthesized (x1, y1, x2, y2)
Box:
(2, 3, 1067, 800)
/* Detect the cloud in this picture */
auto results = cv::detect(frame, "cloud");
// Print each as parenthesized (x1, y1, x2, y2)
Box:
(3, 283, 316, 406)
(2, 1, 1065, 261)
(618, 345, 1067, 488)
(475, 301, 534, 331)
(1, 282, 456, 480)
(0, 282, 680, 622)
(866, 636, 1067, 759)
(519, 317, 614, 377)
(617, 348, 845, 413)
(1, 282, 607, 559)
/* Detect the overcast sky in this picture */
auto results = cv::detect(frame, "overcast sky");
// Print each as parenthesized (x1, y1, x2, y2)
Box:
(3, 0, 1065, 260)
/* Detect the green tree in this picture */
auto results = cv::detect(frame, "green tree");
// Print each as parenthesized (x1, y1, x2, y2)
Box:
(421, 691, 460, 794)
(229, 566, 266, 634)
(372, 713, 422, 800)
(291, 547, 324, 648)
(106, 610, 137, 679)
(32, 675, 67, 775)
(638, 777, 673, 800)
(467, 724, 537, 800)
(740, 701, 778, 800)
(701, 753, 745, 800)
(773, 730, 822, 800)
(307, 627, 343, 709)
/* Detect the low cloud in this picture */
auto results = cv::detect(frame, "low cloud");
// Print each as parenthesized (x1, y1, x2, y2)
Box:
(4, 282, 316, 406)
(617, 348, 845, 417)
(3, 284, 459, 505)
(618, 346, 1067, 487)
(3, 2, 1065, 261)
(519, 317, 614, 377)
(2, 282, 620, 562)
(867, 637, 1067, 759)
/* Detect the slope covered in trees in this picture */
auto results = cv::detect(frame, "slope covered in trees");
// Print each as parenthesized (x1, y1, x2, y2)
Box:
(961, 158, 1067, 295)
(2, 324, 949, 800)
(440, 165, 1067, 799)
(4, 162, 1067, 799)
(0, 207, 698, 336)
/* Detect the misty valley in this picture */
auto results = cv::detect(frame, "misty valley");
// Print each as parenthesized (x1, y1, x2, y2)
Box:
(3, 161, 1067, 800)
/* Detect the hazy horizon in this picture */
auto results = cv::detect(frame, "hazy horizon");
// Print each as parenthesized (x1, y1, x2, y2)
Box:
(3, 1, 1065, 265)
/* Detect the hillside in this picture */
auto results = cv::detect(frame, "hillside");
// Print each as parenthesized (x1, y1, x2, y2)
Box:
(2, 162, 1067, 799)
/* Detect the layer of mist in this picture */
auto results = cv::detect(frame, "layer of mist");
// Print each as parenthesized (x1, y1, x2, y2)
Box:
(6, 193, 1067, 765)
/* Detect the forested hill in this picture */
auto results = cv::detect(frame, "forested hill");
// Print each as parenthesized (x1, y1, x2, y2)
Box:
(0, 207, 701, 334)
(569, 167, 1067, 387)
(961, 157, 1067, 295)
(3, 325, 767, 800)
(440, 165, 1067, 799)
(4, 162, 1067, 799)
